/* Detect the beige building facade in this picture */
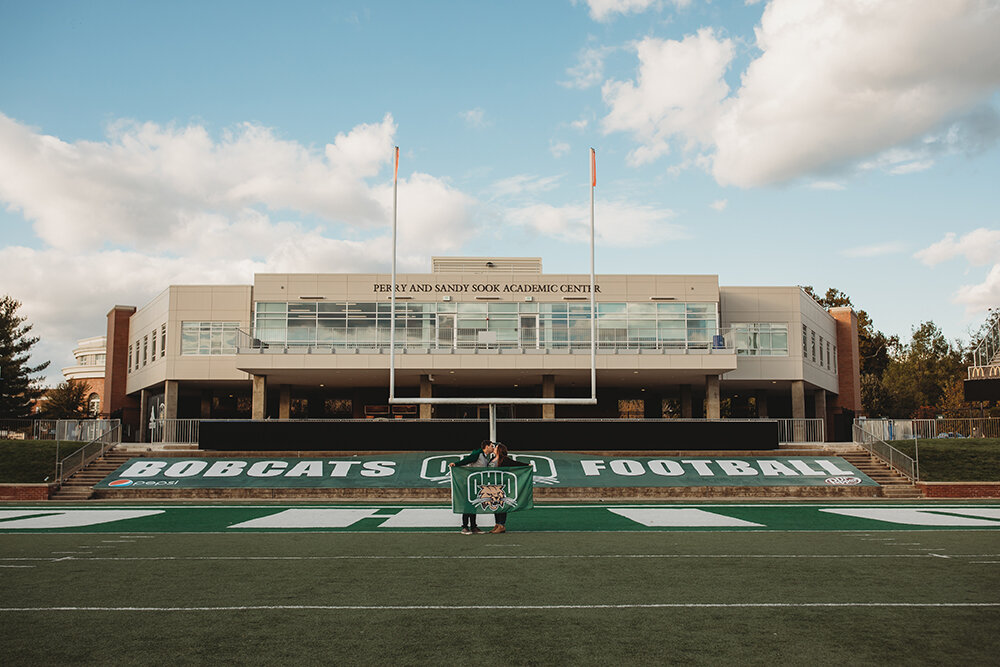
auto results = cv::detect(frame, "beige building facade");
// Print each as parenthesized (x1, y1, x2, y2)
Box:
(107, 258, 860, 439)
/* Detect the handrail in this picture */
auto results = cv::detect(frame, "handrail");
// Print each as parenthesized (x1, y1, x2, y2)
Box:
(853, 423, 918, 482)
(55, 424, 122, 486)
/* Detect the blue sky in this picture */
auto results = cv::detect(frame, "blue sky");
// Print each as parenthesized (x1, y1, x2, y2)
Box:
(1, 0, 999, 385)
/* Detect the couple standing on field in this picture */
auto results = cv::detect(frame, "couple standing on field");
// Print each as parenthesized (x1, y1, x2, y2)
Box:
(448, 439, 529, 534)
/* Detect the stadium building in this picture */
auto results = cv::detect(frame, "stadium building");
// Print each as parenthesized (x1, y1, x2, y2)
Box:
(102, 257, 861, 440)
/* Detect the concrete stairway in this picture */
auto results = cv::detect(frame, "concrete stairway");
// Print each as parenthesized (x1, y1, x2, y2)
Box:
(49, 449, 132, 501)
(839, 448, 923, 498)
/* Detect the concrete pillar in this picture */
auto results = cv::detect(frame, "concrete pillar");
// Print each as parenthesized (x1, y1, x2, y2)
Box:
(542, 375, 556, 420)
(279, 385, 291, 420)
(814, 389, 828, 442)
(756, 391, 769, 418)
(791, 380, 806, 419)
(200, 390, 212, 419)
(680, 385, 692, 418)
(252, 374, 267, 420)
(420, 375, 433, 420)
(164, 380, 179, 419)
(791, 380, 806, 442)
(139, 388, 150, 443)
(706, 375, 721, 419)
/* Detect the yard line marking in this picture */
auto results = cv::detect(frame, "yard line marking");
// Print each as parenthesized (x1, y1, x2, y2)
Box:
(10, 553, 999, 562)
(0, 565, 34, 568)
(608, 508, 764, 528)
(0, 510, 164, 529)
(822, 509, 1000, 527)
(2, 603, 998, 612)
(228, 509, 382, 529)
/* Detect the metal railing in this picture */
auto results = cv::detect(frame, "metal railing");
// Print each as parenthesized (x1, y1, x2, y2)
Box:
(236, 326, 737, 354)
(859, 417, 1000, 440)
(853, 422, 918, 482)
(970, 317, 1000, 369)
(775, 418, 825, 443)
(149, 419, 200, 444)
(56, 423, 122, 485)
(0, 419, 58, 441)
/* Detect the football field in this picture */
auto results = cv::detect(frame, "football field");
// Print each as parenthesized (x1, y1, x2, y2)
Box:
(2, 502, 999, 665)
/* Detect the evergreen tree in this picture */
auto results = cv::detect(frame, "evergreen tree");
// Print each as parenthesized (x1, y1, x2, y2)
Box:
(38, 380, 90, 419)
(0, 296, 50, 418)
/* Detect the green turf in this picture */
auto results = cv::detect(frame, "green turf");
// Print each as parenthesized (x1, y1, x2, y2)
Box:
(2, 530, 998, 664)
(0, 440, 64, 483)
(889, 438, 1000, 481)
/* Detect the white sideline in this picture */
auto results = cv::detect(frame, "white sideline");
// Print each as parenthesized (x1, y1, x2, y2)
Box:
(2, 602, 998, 612)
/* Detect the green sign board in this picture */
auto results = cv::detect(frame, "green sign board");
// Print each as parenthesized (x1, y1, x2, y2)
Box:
(95, 454, 878, 489)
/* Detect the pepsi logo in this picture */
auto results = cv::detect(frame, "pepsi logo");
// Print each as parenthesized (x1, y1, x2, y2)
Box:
(824, 476, 861, 486)
(108, 479, 134, 487)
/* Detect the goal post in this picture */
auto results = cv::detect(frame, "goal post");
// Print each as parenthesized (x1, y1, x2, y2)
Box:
(388, 148, 599, 439)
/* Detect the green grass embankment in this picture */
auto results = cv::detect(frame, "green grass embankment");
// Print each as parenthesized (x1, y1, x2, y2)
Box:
(889, 438, 1000, 482)
(0, 440, 64, 483)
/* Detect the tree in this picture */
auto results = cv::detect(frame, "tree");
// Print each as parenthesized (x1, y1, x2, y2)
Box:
(802, 286, 899, 415)
(38, 380, 90, 419)
(0, 296, 50, 418)
(880, 321, 964, 417)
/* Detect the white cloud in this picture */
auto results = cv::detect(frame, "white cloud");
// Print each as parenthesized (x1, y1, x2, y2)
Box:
(583, 0, 689, 22)
(562, 46, 614, 89)
(915, 228, 1000, 316)
(570, 118, 590, 131)
(460, 107, 489, 128)
(492, 174, 563, 198)
(0, 112, 478, 384)
(807, 181, 846, 191)
(602, 29, 734, 167)
(506, 200, 684, 246)
(709, 199, 727, 211)
(915, 229, 1000, 267)
(601, 0, 1000, 187)
(842, 242, 907, 258)
(550, 141, 571, 158)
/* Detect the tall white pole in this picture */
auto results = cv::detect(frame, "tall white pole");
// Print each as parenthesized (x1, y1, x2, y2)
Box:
(389, 146, 399, 402)
(590, 148, 597, 401)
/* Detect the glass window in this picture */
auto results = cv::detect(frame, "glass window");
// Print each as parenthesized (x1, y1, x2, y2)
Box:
(160, 324, 166, 358)
(811, 330, 816, 362)
(142, 335, 148, 366)
(127, 344, 132, 373)
(802, 324, 808, 357)
(151, 329, 157, 359)
(819, 336, 824, 366)
(181, 322, 239, 355)
(733, 323, 788, 356)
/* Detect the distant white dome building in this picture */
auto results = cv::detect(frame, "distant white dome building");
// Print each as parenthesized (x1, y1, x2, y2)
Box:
(62, 335, 107, 416)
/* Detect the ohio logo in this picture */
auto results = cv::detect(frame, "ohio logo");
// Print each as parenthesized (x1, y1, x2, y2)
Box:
(824, 476, 862, 486)
(108, 479, 134, 487)
(467, 470, 520, 510)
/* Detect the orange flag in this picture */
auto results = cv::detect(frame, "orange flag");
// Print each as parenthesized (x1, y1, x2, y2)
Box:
(590, 148, 596, 187)
(394, 146, 399, 182)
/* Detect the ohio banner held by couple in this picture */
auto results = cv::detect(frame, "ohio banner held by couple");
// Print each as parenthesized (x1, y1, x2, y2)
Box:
(450, 465, 534, 514)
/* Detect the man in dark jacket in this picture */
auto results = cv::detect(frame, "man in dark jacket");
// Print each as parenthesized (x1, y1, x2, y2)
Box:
(449, 439, 495, 534)
(488, 442, 532, 534)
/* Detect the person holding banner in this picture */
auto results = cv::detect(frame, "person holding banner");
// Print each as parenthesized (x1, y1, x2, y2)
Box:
(488, 443, 531, 534)
(449, 439, 496, 535)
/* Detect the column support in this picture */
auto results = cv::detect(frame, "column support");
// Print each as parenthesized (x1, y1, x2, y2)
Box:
(252, 374, 267, 420)
(279, 385, 291, 420)
(706, 375, 721, 419)
(814, 389, 828, 442)
(420, 375, 433, 420)
(542, 375, 555, 420)
(139, 389, 150, 443)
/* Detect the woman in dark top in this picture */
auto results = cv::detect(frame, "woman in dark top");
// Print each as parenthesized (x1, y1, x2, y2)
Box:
(489, 443, 531, 534)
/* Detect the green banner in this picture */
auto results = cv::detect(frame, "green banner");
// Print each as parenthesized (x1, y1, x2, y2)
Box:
(94, 454, 878, 489)
(450, 466, 534, 514)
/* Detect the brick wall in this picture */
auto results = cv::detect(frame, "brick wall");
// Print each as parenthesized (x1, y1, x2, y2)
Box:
(918, 482, 1000, 498)
(0, 484, 52, 500)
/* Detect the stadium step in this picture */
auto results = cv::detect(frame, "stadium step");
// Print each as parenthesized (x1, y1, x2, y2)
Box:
(838, 448, 923, 497)
(50, 448, 130, 501)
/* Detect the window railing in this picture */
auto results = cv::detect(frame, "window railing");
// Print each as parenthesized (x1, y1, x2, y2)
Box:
(236, 326, 738, 354)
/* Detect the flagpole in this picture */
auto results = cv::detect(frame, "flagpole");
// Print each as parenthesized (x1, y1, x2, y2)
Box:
(589, 147, 597, 402)
(390, 146, 399, 402)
